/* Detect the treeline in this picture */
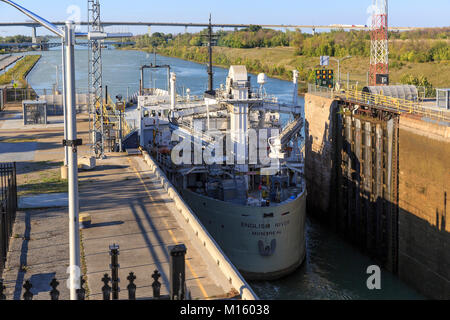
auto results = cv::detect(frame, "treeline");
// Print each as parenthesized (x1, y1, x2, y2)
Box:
(157, 46, 311, 83)
(0, 35, 32, 43)
(131, 27, 449, 63)
(295, 30, 450, 62)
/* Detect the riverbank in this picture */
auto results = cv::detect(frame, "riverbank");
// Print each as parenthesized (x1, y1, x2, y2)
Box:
(0, 55, 41, 87)
(121, 45, 450, 92)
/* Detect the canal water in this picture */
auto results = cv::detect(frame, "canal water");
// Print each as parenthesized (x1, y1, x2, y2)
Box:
(24, 47, 423, 300)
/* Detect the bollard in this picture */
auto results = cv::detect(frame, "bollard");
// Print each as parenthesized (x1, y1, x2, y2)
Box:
(109, 244, 120, 300)
(49, 278, 60, 300)
(168, 244, 187, 300)
(127, 272, 136, 300)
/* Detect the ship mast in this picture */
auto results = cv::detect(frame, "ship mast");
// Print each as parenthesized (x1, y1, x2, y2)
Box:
(207, 14, 214, 94)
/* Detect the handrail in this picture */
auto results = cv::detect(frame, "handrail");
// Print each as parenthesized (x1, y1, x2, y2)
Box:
(339, 89, 450, 122)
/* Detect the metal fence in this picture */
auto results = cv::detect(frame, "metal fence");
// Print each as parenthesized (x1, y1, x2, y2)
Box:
(4, 88, 37, 102)
(0, 163, 17, 275)
(307, 83, 450, 122)
(340, 88, 450, 122)
(307, 83, 336, 99)
(0, 243, 190, 300)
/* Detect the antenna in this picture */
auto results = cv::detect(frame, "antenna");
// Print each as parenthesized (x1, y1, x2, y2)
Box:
(88, 0, 105, 158)
(207, 13, 213, 93)
(369, 0, 389, 86)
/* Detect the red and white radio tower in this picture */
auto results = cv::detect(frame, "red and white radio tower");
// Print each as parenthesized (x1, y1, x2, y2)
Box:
(369, 0, 389, 86)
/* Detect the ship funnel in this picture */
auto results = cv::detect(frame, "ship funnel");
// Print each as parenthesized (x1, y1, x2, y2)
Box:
(170, 72, 176, 111)
(292, 70, 299, 106)
(257, 73, 267, 85)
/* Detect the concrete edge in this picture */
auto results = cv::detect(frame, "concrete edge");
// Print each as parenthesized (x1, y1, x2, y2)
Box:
(140, 149, 259, 301)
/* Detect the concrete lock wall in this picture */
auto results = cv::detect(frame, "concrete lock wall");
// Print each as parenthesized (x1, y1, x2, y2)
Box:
(304, 93, 339, 218)
(397, 117, 450, 299)
(304, 93, 450, 299)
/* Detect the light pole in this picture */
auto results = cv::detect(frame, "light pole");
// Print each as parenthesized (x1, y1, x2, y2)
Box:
(331, 55, 352, 86)
(2, 0, 132, 300)
(0, 0, 80, 300)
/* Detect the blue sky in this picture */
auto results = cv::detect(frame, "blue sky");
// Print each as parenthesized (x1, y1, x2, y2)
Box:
(0, 0, 449, 36)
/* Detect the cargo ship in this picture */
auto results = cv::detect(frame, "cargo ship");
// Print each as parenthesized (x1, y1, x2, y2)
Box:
(133, 61, 307, 280)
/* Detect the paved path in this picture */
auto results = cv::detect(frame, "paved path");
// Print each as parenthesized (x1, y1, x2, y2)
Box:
(2, 207, 71, 300)
(0, 104, 89, 300)
(79, 154, 231, 300)
(0, 141, 37, 162)
(18, 193, 68, 209)
(0, 55, 22, 71)
(0, 104, 233, 300)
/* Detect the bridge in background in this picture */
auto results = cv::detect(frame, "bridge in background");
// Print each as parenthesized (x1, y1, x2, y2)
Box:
(0, 41, 135, 51)
(0, 21, 440, 31)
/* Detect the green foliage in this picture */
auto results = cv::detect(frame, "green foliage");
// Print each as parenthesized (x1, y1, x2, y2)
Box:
(135, 32, 173, 48)
(390, 40, 450, 63)
(130, 27, 449, 63)
(400, 74, 435, 97)
(0, 55, 41, 86)
(0, 35, 32, 43)
(218, 28, 290, 48)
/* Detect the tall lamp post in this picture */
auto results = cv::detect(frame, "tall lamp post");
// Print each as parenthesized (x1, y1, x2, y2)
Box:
(1, 0, 133, 300)
(0, 0, 81, 300)
(330, 55, 352, 85)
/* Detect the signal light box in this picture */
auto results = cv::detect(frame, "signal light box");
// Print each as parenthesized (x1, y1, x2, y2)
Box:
(315, 69, 334, 88)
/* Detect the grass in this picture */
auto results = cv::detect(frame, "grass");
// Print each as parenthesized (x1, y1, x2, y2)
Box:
(18, 174, 68, 196)
(79, 230, 90, 299)
(0, 55, 41, 87)
(18, 161, 67, 196)
(0, 137, 37, 143)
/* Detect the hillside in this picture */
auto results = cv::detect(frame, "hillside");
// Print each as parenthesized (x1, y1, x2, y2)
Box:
(123, 27, 450, 93)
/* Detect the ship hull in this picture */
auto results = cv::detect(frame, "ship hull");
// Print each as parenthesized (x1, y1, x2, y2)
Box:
(179, 188, 307, 280)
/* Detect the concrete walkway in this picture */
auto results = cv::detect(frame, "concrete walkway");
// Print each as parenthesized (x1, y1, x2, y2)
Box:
(2, 207, 71, 300)
(0, 55, 23, 71)
(18, 193, 68, 209)
(79, 154, 231, 300)
(0, 103, 234, 300)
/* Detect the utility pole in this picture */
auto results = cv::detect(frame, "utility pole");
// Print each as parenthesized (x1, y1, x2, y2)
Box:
(62, 37, 68, 166)
(331, 55, 351, 85)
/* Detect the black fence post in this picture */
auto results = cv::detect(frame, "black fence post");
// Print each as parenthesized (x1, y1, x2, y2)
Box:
(109, 243, 120, 300)
(49, 278, 59, 300)
(76, 277, 86, 300)
(23, 280, 33, 300)
(0, 163, 17, 273)
(168, 244, 187, 300)
(0, 208, 5, 270)
(101, 273, 112, 300)
(0, 279, 5, 300)
(151, 270, 161, 299)
(127, 272, 136, 300)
